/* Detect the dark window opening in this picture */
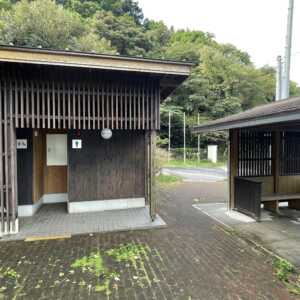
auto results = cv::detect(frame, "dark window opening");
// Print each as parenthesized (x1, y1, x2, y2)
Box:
(238, 130, 272, 177)
(280, 131, 300, 176)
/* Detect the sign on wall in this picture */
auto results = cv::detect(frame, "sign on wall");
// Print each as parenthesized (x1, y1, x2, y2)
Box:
(101, 129, 112, 140)
(17, 139, 28, 149)
(72, 139, 82, 149)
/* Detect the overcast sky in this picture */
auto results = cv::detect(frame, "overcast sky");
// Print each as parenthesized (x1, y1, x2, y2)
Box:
(138, 0, 300, 85)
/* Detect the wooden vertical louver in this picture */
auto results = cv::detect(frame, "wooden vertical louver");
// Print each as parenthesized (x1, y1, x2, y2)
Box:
(0, 78, 160, 131)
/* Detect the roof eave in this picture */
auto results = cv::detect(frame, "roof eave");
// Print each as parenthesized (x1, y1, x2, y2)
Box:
(0, 45, 193, 77)
(192, 111, 300, 133)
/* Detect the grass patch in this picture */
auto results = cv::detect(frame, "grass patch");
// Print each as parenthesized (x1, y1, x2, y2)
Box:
(106, 243, 147, 264)
(156, 174, 182, 185)
(71, 251, 107, 277)
(164, 159, 226, 169)
(107, 243, 152, 287)
(71, 251, 118, 296)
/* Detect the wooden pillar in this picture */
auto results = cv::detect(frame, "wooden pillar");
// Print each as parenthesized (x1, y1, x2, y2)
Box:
(272, 131, 280, 193)
(0, 81, 4, 235)
(149, 130, 156, 221)
(229, 129, 239, 210)
(0, 80, 18, 236)
(9, 85, 18, 233)
(145, 131, 149, 206)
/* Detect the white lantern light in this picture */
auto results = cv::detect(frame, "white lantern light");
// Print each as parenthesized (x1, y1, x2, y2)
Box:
(101, 128, 112, 140)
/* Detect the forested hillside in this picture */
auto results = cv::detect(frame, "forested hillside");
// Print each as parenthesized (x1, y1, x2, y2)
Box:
(0, 0, 299, 147)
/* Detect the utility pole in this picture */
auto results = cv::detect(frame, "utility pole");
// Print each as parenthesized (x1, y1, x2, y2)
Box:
(168, 111, 171, 162)
(197, 113, 200, 162)
(282, 0, 294, 99)
(276, 56, 282, 100)
(183, 112, 186, 163)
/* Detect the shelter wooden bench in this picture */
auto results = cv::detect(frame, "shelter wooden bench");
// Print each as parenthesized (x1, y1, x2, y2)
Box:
(261, 194, 300, 214)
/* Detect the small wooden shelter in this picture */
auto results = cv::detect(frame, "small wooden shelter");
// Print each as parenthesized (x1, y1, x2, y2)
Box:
(193, 97, 300, 220)
(0, 45, 192, 236)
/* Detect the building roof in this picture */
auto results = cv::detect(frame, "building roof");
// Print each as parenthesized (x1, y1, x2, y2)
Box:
(0, 45, 193, 76)
(192, 97, 300, 133)
(0, 45, 193, 100)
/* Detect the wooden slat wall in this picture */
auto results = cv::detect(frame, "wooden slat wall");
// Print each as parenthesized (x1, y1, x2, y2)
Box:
(0, 78, 161, 131)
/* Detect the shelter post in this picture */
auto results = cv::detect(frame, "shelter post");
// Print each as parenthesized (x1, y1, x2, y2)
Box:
(229, 129, 239, 210)
(149, 130, 157, 220)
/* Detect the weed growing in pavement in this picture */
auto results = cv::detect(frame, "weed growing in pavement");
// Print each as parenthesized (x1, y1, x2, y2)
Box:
(274, 258, 294, 282)
(106, 243, 147, 264)
(71, 251, 119, 296)
(107, 243, 153, 287)
(273, 258, 300, 296)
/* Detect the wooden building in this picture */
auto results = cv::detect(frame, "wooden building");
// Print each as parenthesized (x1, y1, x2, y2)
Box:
(0, 45, 192, 236)
(193, 97, 300, 220)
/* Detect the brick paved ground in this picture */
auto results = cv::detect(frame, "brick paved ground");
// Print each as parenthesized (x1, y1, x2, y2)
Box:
(0, 181, 295, 300)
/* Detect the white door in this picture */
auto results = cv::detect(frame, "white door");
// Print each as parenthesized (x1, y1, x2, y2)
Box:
(46, 134, 68, 166)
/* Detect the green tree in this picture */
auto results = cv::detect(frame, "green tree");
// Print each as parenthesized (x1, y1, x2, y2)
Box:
(164, 30, 216, 62)
(0, 0, 116, 53)
(143, 19, 172, 58)
(57, 0, 101, 18)
(92, 10, 149, 55)
(57, 0, 143, 22)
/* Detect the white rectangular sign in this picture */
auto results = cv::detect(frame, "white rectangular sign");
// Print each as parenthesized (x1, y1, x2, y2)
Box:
(72, 139, 82, 149)
(17, 139, 28, 149)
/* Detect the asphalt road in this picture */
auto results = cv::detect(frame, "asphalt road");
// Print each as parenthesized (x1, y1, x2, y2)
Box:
(161, 167, 227, 182)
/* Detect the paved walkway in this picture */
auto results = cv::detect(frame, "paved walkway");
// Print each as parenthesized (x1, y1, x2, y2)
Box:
(0, 182, 294, 299)
(1, 204, 166, 241)
(194, 201, 300, 267)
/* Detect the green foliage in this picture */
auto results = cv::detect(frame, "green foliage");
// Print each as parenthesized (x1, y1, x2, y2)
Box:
(0, 0, 116, 53)
(57, 0, 101, 18)
(71, 251, 118, 295)
(274, 259, 294, 282)
(107, 243, 147, 263)
(164, 30, 215, 62)
(71, 251, 107, 277)
(0, 0, 12, 10)
(92, 10, 149, 56)
(0, 267, 19, 280)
